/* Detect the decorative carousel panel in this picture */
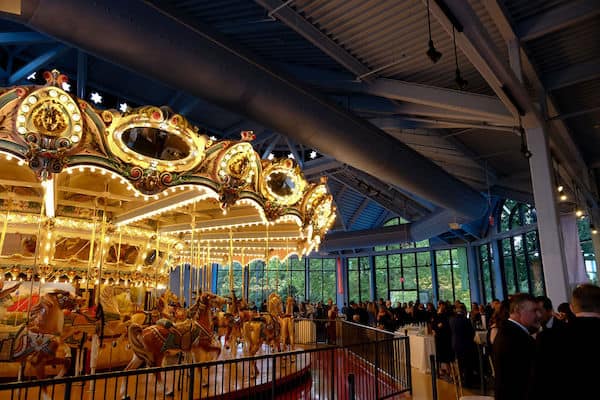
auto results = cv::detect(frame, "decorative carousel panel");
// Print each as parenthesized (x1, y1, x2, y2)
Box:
(103, 106, 209, 173)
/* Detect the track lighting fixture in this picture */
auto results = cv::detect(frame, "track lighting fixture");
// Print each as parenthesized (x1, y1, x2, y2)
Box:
(453, 28, 468, 90)
(591, 224, 598, 235)
(426, 0, 442, 64)
(557, 185, 564, 193)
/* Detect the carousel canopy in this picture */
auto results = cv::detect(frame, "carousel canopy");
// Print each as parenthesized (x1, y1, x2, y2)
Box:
(0, 70, 336, 285)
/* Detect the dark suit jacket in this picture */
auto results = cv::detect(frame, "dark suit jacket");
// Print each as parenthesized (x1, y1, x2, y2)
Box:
(492, 320, 535, 400)
(532, 315, 600, 400)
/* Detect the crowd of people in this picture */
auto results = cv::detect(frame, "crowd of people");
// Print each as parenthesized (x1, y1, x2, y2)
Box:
(490, 283, 599, 400)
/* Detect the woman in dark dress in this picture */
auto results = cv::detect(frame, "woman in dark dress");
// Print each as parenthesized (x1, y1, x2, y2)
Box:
(431, 301, 454, 378)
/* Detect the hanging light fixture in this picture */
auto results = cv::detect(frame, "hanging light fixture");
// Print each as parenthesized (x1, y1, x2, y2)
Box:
(518, 126, 532, 159)
(426, 0, 442, 63)
(452, 27, 468, 90)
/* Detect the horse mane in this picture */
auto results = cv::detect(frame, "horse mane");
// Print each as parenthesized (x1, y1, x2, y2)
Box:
(268, 293, 282, 315)
(99, 285, 122, 315)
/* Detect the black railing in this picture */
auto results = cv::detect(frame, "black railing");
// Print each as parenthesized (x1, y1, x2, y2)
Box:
(0, 321, 411, 400)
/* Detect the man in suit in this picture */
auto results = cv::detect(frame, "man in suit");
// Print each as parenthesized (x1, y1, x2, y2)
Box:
(492, 293, 541, 400)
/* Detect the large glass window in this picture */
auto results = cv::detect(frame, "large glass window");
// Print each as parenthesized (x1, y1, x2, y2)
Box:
(215, 261, 243, 298)
(435, 248, 470, 304)
(373, 251, 433, 304)
(579, 218, 598, 284)
(373, 218, 429, 252)
(308, 258, 336, 303)
(499, 200, 544, 296)
(479, 244, 495, 303)
(347, 256, 370, 303)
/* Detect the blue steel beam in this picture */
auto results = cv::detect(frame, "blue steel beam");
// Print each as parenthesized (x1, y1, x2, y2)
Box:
(8, 45, 68, 84)
(0, 31, 54, 45)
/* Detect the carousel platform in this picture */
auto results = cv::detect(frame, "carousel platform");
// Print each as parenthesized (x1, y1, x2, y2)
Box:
(0, 342, 312, 400)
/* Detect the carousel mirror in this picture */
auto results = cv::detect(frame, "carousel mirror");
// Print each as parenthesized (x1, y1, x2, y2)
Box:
(267, 171, 295, 196)
(121, 127, 190, 161)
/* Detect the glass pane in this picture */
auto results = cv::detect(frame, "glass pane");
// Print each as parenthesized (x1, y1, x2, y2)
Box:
(513, 235, 529, 292)
(453, 248, 470, 305)
(389, 267, 402, 291)
(310, 258, 323, 271)
(375, 255, 387, 269)
(436, 250, 451, 266)
(402, 253, 416, 267)
(418, 266, 433, 302)
(323, 268, 336, 304)
(437, 263, 453, 302)
(375, 264, 389, 299)
(403, 266, 417, 290)
(416, 251, 431, 266)
(348, 257, 358, 270)
(309, 268, 322, 303)
(502, 238, 516, 294)
(415, 239, 430, 248)
(290, 270, 306, 302)
(360, 266, 371, 302)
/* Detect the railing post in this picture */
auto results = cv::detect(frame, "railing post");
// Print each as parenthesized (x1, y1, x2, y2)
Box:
(347, 373, 355, 400)
(64, 381, 72, 400)
(405, 334, 412, 395)
(478, 344, 486, 394)
(374, 337, 380, 399)
(188, 365, 195, 400)
(330, 349, 335, 400)
(430, 354, 438, 400)
(271, 356, 277, 399)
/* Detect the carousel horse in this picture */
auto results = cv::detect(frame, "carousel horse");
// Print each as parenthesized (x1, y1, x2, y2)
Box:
(241, 292, 283, 377)
(120, 292, 228, 399)
(5, 290, 80, 399)
(279, 296, 296, 359)
(213, 292, 249, 351)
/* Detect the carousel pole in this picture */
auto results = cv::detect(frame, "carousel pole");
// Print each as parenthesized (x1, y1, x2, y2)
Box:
(26, 197, 45, 324)
(265, 223, 269, 295)
(85, 204, 98, 302)
(195, 240, 201, 299)
(229, 228, 234, 298)
(116, 228, 122, 284)
(154, 224, 160, 305)
(187, 215, 195, 307)
(0, 199, 11, 255)
(94, 207, 108, 306)
(241, 248, 246, 302)
(206, 244, 211, 293)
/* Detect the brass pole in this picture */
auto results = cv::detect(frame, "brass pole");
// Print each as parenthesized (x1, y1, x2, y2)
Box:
(26, 199, 45, 323)
(94, 207, 108, 306)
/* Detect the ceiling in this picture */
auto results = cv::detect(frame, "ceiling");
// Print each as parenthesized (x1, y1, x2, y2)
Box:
(0, 0, 598, 254)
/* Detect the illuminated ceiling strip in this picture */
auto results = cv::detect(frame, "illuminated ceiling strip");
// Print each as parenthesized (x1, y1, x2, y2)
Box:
(113, 189, 217, 226)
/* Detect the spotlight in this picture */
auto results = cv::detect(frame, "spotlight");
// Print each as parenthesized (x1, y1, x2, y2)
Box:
(557, 185, 564, 193)
(560, 194, 567, 201)
(575, 210, 583, 217)
(427, 40, 442, 63)
(591, 224, 598, 235)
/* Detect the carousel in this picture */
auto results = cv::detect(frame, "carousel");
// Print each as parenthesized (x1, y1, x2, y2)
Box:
(0, 70, 336, 396)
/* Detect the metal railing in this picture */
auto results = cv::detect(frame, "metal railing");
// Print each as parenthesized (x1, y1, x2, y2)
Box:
(0, 320, 411, 400)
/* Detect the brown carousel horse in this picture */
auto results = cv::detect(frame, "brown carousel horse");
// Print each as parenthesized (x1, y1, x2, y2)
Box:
(120, 292, 228, 399)
(6, 289, 80, 399)
(213, 292, 251, 351)
(242, 292, 283, 378)
(279, 296, 296, 357)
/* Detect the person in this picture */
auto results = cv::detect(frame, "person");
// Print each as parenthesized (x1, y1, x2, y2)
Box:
(449, 302, 478, 388)
(487, 299, 509, 345)
(327, 304, 338, 344)
(431, 301, 453, 379)
(376, 304, 394, 331)
(534, 284, 600, 400)
(492, 293, 540, 400)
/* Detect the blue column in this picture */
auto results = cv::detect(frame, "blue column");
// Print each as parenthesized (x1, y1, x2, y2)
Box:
(369, 255, 376, 301)
(183, 264, 190, 307)
(211, 263, 218, 293)
(490, 239, 504, 300)
(466, 245, 482, 304)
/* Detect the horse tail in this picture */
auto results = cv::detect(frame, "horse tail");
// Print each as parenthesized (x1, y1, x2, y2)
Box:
(127, 324, 153, 365)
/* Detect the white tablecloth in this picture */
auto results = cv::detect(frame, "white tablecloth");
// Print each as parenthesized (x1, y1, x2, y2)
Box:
(408, 334, 436, 374)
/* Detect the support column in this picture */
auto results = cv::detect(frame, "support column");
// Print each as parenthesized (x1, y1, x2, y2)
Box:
(490, 240, 504, 300)
(466, 245, 482, 304)
(430, 250, 438, 304)
(526, 126, 569, 303)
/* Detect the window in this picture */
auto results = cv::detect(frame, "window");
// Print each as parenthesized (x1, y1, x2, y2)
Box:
(578, 217, 598, 284)
(347, 256, 370, 303)
(308, 258, 336, 303)
(435, 248, 470, 304)
(373, 218, 429, 251)
(499, 199, 544, 296)
(373, 251, 433, 304)
(215, 261, 243, 298)
(479, 244, 495, 304)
